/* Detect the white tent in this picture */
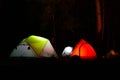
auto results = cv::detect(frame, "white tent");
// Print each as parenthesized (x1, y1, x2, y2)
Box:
(62, 46, 73, 57)
(10, 35, 58, 58)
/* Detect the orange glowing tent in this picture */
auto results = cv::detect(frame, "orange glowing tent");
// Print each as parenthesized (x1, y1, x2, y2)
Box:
(70, 39, 97, 60)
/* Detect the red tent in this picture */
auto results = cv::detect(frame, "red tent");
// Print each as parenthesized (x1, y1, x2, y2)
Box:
(70, 39, 97, 60)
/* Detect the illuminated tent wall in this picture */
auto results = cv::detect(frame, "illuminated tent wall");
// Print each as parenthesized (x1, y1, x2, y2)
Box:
(70, 39, 97, 60)
(10, 35, 58, 58)
(62, 46, 73, 57)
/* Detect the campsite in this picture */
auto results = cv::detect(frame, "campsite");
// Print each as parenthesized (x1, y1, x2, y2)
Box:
(0, 0, 120, 66)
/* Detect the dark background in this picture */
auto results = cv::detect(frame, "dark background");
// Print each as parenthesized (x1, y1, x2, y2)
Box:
(0, 0, 120, 61)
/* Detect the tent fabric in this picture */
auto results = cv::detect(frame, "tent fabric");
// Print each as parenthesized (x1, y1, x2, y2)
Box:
(40, 40, 58, 58)
(10, 42, 37, 57)
(70, 39, 97, 60)
(10, 35, 58, 58)
(62, 46, 73, 57)
(22, 35, 49, 57)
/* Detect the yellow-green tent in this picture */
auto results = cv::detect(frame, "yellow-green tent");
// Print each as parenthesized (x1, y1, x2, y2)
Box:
(10, 35, 58, 58)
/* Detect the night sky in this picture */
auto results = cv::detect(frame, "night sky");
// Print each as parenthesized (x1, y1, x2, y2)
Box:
(1, 0, 120, 60)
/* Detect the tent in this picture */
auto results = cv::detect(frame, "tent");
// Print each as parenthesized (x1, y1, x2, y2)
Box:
(70, 39, 97, 60)
(10, 35, 58, 58)
(103, 49, 119, 59)
(62, 46, 73, 57)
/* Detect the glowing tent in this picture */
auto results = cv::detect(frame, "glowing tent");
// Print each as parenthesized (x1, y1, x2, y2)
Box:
(70, 39, 97, 60)
(62, 46, 73, 57)
(103, 49, 119, 59)
(10, 35, 58, 58)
